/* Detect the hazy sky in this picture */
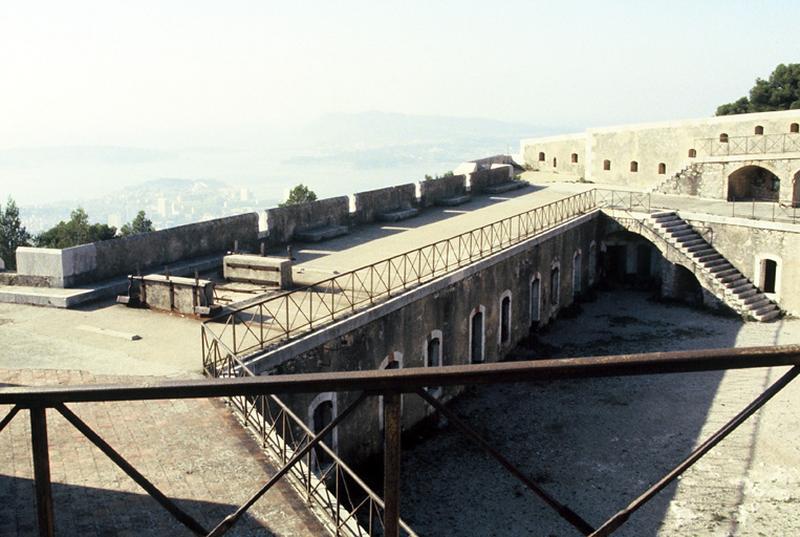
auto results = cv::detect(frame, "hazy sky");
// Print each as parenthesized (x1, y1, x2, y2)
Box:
(0, 1, 798, 204)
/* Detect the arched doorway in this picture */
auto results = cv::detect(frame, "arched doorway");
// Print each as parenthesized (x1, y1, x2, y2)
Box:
(793, 170, 800, 208)
(727, 165, 780, 202)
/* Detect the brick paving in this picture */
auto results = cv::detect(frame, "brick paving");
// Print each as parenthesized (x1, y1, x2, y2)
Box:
(0, 369, 326, 537)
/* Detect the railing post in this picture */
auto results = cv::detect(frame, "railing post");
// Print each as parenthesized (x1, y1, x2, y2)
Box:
(383, 391, 402, 537)
(30, 407, 55, 537)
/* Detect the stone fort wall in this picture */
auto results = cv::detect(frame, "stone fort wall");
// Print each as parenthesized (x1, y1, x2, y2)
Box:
(521, 110, 800, 192)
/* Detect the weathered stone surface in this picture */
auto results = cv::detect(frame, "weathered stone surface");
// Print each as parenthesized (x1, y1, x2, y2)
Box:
(224, 254, 293, 288)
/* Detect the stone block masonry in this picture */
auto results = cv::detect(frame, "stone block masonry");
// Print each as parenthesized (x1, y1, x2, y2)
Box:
(263, 197, 350, 247)
(351, 183, 418, 225)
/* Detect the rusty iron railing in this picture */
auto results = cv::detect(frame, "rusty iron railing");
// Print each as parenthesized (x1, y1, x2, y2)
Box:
(208, 350, 417, 537)
(2, 345, 800, 536)
(695, 133, 800, 157)
(201, 189, 598, 369)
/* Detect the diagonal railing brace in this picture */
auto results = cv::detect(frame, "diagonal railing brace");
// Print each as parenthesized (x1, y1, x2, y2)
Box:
(207, 391, 368, 537)
(56, 404, 209, 536)
(416, 388, 596, 536)
(0, 404, 21, 434)
(589, 365, 800, 537)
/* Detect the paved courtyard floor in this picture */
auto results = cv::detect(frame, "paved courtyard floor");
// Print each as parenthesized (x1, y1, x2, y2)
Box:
(400, 290, 800, 536)
(0, 369, 326, 537)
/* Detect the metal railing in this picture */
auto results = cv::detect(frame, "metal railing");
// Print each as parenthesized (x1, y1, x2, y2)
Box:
(728, 196, 800, 224)
(202, 189, 598, 371)
(208, 351, 417, 537)
(695, 133, 800, 157)
(2, 345, 800, 536)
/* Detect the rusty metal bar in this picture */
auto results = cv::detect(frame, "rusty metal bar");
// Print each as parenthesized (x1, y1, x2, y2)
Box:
(30, 408, 55, 537)
(0, 404, 21, 434)
(206, 391, 368, 537)
(589, 365, 800, 537)
(383, 392, 402, 537)
(56, 404, 208, 536)
(3, 346, 800, 406)
(416, 389, 595, 536)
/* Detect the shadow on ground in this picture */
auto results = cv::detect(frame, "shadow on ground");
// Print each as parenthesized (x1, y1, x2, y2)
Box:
(397, 289, 776, 537)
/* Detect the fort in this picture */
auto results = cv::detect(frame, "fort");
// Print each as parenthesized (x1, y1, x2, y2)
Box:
(2, 108, 800, 536)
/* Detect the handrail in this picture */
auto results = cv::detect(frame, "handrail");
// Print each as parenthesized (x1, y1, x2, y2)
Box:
(694, 133, 800, 157)
(3, 345, 800, 537)
(201, 189, 598, 366)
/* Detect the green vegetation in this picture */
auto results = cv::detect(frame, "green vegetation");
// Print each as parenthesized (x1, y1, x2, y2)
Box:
(716, 63, 800, 116)
(120, 210, 155, 236)
(424, 171, 455, 181)
(279, 184, 318, 207)
(35, 208, 116, 248)
(0, 197, 31, 270)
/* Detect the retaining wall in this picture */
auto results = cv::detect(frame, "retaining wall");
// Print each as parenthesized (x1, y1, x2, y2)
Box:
(352, 184, 417, 225)
(418, 174, 468, 207)
(263, 197, 350, 247)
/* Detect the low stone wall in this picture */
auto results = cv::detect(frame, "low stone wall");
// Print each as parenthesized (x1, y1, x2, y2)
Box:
(351, 184, 417, 225)
(16, 213, 259, 287)
(264, 197, 349, 247)
(418, 174, 468, 207)
(469, 167, 514, 194)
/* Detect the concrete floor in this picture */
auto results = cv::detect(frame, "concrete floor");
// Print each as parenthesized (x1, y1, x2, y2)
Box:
(399, 291, 800, 536)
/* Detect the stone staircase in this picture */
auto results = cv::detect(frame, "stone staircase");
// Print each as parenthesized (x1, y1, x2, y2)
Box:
(648, 211, 781, 322)
(652, 163, 704, 196)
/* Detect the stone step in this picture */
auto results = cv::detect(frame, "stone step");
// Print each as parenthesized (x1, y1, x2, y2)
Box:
(658, 221, 689, 231)
(690, 248, 717, 258)
(745, 297, 771, 310)
(667, 228, 696, 238)
(678, 238, 706, 248)
(686, 244, 713, 254)
(754, 309, 781, 322)
(735, 288, 759, 300)
(719, 271, 744, 282)
(651, 211, 677, 220)
(753, 304, 780, 318)
(696, 253, 723, 263)
(713, 268, 739, 279)
(724, 277, 749, 289)
(704, 258, 730, 269)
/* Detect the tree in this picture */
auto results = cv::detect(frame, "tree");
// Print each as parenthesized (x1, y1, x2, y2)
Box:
(0, 197, 31, 270)
(120, 210, 155, 236)
(716, 63, 800, 116)
(279, 184, 317, 207)
(35, 208, 117, 248)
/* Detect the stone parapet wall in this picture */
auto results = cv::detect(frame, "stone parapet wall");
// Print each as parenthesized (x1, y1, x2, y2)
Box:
(351, 183, 417, 225)
(263, 197, 350, 247)
(418, 174, 468, 207)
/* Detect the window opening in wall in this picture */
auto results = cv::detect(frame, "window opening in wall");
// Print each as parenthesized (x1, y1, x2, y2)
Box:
(312, 400, 334, 468)
(658, 162, 666, 174)
(755, 125, 764, 135)
(761, 259, 777, 294)
(470, 310, 484, 363)
(539, 152, 546, 161)
(688, 148, 697, 158)
(792, 123, 800, 134)
(630, 161, 638, 173)
(572, 251, 582, 297)
(720, 133, 729, 143)
(530, 277, 541, 323)
(550, 266, 560, 306)
(553, 157, 557, 167)
(588, 243, 597, 286)
(603, 160, 611, 171)
(500, 295, 511, 344)
(425, 334, 442, 397)
(571, 153, 579, 163)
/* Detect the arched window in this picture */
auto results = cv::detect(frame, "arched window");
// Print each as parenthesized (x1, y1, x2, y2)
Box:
(538, 152, 546, 162)
(469, 306, 485, 363)
(530, 274, 541, 323)
(423, 330, 443, 398)
(630, 161, 638, 172)
(688, 148, 697, 158)
(308, 393, 337, 469)
(571, 153, 579, 163)
(658, 162, 666, 174)
(720, 133, 729, 143)
(588, 242, 597, 286)
(572, 250, 582, 297)
(553, 157, 557, 167)
(603, 159, 611, 171)
(499, 291, 512, 345)
(378, 352, 403, 431)
(550, 261, 561, 307)
(791, 123, 799, 134)
(754, 125, 764, 135)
